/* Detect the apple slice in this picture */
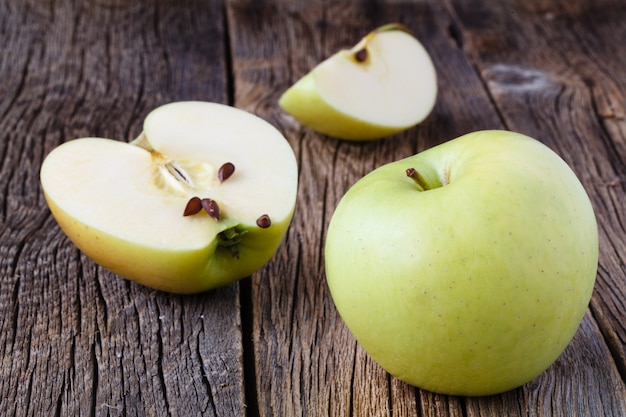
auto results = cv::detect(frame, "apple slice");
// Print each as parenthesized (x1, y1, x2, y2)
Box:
(279, 23, 437, 140)
(40, 101, 298, 294)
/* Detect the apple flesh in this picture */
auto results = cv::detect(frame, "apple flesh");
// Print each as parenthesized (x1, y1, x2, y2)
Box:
(324, 130, 598, 396)
(40, 101, 298, 294)
(279, 24, 437, 140)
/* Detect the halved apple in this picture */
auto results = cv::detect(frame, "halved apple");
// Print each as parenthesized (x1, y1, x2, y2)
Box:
(40, 101, 298, 294)
(279, 24, 437, 140)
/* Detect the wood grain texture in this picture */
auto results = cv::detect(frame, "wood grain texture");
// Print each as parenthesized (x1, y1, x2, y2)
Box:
(0, 0, 244, 416)
(1, 0, 626, 416)
(228, 0, 626, 416)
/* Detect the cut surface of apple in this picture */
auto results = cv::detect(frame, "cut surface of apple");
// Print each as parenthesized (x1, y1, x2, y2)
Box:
(40, 101, 298, 294)
(279, 24, 437, 140)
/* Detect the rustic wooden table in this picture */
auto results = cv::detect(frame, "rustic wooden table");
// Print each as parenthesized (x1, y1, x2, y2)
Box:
(2, 0, 626, 415)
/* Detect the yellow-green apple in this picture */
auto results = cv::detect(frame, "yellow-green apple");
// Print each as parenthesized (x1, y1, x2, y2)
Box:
(324, 130, 598, 396)
(40, 101, 298, 294)
(279, 24, 437, 140)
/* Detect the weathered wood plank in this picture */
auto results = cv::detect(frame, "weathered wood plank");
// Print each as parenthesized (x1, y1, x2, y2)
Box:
(0, 0, 245, 416)
(2, 0, 626, 416)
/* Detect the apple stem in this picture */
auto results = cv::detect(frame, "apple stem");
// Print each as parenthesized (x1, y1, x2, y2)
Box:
(406, 167, 429, 190)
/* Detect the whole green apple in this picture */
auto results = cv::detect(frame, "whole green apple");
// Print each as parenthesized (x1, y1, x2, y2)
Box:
(324, 130, 598, 396)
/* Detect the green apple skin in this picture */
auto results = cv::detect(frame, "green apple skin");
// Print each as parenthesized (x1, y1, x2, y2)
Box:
(324, 130, 598, 396)
(278, 74, 403, 140)
(44, 194, 293, 294)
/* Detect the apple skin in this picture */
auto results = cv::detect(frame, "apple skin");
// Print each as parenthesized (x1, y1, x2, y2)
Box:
(324, 130, 598, 396)
(44, 193, 293, 294)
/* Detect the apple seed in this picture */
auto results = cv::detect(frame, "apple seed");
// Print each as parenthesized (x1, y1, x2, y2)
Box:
(218, 162, 236, 183)
(256, 214, 271, 228)
(354, 48, 368, 62)
(201, 198, 221, 221)
(183, 196, 203, 216)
